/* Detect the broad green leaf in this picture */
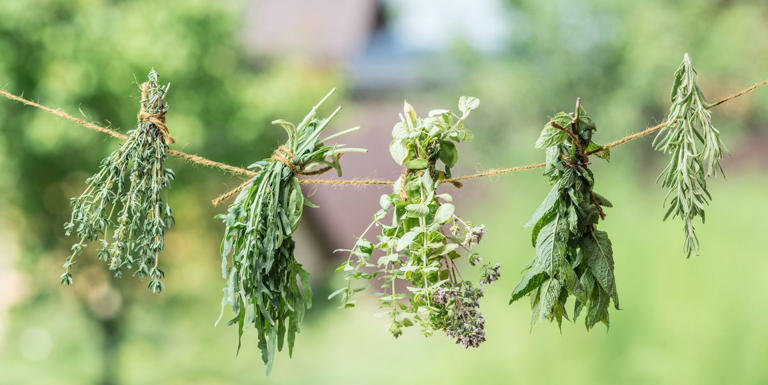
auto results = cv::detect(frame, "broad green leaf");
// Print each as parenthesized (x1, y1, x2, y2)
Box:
(438, 141, 458, 168)
(534, 215, 567, 276)
(538, 277, 562, 321)
(434, 203, 455, 224)
(535, 122, 568, 149)
(525, 184, 560, 228)
(389, 140, 408, 165)
(580, 230, 618, 307)
(392, 121, 409, 140)
(406, 158, 429, 170)
(405, 203, 429, 218)
(396, 230, 420, 251)
(510, 267, 547, 303)
(355, 239, 374, 256)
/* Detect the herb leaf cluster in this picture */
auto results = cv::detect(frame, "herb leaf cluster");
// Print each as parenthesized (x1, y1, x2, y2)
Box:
(653, 53, 726, 257)
(333, 97, 501, 348)
(218, 89, 364, 373)
(63, 70, 173, 293)
(510, 101, 619, 330)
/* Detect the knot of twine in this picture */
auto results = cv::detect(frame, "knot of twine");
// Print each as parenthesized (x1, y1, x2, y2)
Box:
(270, 145, 337, 176)
(211, 145, 339, 206)
(138, 82, 175, 145)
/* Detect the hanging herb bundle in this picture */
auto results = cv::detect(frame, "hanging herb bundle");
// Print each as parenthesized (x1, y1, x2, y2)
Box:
(217, 89, 364, 373)
(510, 100, 619, 330)
(333, 97, 501, 348)
(653, 53, 726, 257)
(63, 70, 174, 293)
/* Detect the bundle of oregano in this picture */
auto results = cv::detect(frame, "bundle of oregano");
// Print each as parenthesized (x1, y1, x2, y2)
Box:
(63, 70, 174, 293)
(217, 89, 364, 373)
(653, 53, 725, 257)
(333, 97, 501, 348)
(510, 100, 619, 330)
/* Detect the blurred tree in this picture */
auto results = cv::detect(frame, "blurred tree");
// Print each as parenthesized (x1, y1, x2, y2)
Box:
(459, 0, 768, 165)
(0, 1, 340, 383)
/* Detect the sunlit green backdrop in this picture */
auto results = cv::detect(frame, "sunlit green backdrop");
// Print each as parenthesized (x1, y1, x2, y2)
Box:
(1, 0, 767, 384)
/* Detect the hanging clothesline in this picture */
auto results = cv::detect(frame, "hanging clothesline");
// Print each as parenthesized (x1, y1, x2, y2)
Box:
(1, 78, 766, 202)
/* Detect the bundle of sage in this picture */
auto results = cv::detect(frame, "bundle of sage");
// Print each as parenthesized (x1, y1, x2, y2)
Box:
(217, 89, 364, 373)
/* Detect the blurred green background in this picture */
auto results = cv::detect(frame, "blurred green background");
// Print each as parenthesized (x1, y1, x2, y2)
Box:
(1, 0, 767, 384)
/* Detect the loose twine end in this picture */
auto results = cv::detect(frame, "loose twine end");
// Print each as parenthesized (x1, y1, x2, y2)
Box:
(138, 82, 175, 145)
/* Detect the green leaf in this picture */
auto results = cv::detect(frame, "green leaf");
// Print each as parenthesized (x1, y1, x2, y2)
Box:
(389, 140, 408, 165)
(538, 277, 562, 321)
(327, 287, 347, 300)
(434, 203, 455, 224)
(592, 192, 612, 207)
(458, 96, 480, 114)
(396, 230, 420, 251)
(535, 122, 568, 149)
(580, 230, 618, 307)
(403, 100, 418, 126)
(525, 184, 560, 228)
(355, 239, 374, 256)
(405, 159, 429, 170)
(405, 203, 429, 218)
(379, 194, 392, 210)
(438, 141, 458, 168)
(392, 121, 409, 140)
(428, 109, 450, 117)
(510, 267, 547, 303)
(585, 141, 610, 161)
(534, 215, 567, 276)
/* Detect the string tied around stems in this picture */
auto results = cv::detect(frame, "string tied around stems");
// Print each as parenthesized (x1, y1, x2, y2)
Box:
(270, 145, 339, 176)
(397, 163, 464, 202)
(211, 145, 342, 206)
(137, 82, 175, 145)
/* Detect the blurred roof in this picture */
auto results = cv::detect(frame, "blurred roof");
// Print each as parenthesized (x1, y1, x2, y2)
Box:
(242, 0, 377, 64)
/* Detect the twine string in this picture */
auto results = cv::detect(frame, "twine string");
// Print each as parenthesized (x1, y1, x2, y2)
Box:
(137, 82, 175, 145)
(211, 178, 254, 207)
(211, 145, 341, 205)
(0, 78, 766, 205)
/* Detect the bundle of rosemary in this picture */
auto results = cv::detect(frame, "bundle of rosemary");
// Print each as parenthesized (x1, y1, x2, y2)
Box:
(333, 97, 501, 348)
(654, 53, 726, 257)
(63, 70, 174, 293)
(217, 89, 364, 373)
(510, 100, 619, 329)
